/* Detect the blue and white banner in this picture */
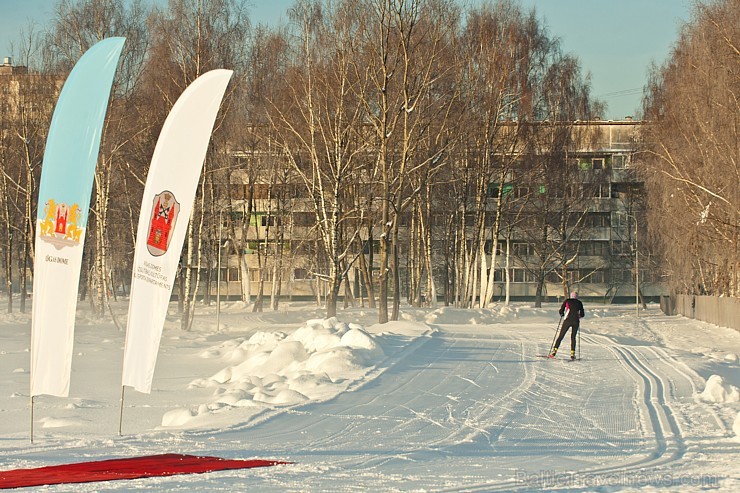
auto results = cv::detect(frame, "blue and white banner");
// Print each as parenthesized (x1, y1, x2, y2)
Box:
(30, 38, 126, 397)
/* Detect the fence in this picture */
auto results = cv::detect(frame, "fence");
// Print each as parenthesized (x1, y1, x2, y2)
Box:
(660, 294, 740, 331)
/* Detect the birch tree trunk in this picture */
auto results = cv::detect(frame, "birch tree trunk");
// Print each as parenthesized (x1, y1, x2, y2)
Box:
(0, 171, 12, 313)
(181, 208, 196, 329)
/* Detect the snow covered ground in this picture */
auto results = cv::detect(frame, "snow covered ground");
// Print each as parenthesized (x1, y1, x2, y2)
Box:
(1, 298, 739, 491)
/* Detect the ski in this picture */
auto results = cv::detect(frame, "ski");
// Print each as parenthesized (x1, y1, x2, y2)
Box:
(536, 355, 582, 361)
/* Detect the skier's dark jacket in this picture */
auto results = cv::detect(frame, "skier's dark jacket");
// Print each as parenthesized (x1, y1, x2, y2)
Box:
(559, 298, 584, 323)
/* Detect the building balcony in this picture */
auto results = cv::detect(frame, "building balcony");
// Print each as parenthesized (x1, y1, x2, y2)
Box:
(610, 168, 640, 182)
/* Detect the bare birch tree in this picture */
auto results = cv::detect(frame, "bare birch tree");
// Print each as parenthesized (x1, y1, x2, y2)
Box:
(351, 0, 461, 322)
(267, 0, 370, 318)
(457, 1, 542, 308)
(641, 0, 739, 297)
(1, 26, 56, 313)
(144, 0, 249, 328)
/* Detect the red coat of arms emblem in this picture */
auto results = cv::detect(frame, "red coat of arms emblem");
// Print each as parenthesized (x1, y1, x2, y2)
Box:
(146, 191, 180, 256)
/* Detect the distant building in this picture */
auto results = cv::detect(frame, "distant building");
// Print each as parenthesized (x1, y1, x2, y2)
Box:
(214, 119, 662, 304)
(0, 57, 28, 76)
(0, 57, 57, 122)
(0, 57, 58, 297)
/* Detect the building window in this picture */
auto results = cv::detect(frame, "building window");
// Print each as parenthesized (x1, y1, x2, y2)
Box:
(612, 155, 627, 169)
(249, 269, 273, 282)
(512, 242, 533, 257)
(583, 183, 609, 198)
(252, 184, 270, 199)
(569, 184, 584, 198)
(612, 241, 631, 255)
(545, 271, 560, 283)
(610, 182, 636, 199)
(592, 158, 605, 170)
(612, 269, 633, 283)
(487, 183, 513, 198)
(581, 241, 609, 256)
(511, 268, 534, 283)
(612, 212, 635, 229)
(484, 241, 508, 255)
(229, 184, 246, 199)
(585, 270, 605, 283)
(585, 212, 611, 228)
(261, 215, 278, 227)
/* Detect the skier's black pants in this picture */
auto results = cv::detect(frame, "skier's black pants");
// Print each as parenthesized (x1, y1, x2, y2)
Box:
(554, 320, 579, 352)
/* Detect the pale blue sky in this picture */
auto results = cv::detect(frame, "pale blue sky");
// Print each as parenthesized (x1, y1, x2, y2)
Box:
(1, 0, 693, 119)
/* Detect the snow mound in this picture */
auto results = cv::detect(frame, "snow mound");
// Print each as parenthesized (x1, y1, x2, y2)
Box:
(425, 307, 505, 325)
(172, 318, 399, 428)
(161, 408, 196, 427)
(243, 331, 286, 352)
(699, 375, 740, 403)
(39, 416, 86, 429)
(340, 328, 384, 358)
(423, 305, 558, 326)
(724, 353, 738, 363)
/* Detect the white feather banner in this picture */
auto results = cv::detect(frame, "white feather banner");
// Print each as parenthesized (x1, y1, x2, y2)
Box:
(122, 69, 233, 394)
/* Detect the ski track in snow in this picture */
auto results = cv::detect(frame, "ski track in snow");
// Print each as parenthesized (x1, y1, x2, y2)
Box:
(1, 303, 738, 491)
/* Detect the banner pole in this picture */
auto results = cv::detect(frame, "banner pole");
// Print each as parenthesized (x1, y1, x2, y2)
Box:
(30, 395, 34, 444)
(118, 386, 125, 436)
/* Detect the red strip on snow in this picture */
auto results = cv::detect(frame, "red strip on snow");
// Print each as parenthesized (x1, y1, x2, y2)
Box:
(0, 453, 290, 489)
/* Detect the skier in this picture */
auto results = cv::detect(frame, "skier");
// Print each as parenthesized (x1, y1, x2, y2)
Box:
(549, 291, 585, 360)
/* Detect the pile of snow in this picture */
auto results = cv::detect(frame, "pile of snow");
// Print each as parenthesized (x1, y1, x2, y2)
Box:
(163, 318, 388, 427)
(699, 375, 740, 404)
(423, 305, 551, 325)
(425, 306, 503, 325)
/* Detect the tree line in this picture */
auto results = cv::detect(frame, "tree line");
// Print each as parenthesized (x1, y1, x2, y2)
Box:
(6, 0, 703, 327)
(640, 0, 738, 299)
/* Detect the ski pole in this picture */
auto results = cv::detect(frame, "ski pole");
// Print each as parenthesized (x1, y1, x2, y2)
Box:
(548, 316, 563, 355)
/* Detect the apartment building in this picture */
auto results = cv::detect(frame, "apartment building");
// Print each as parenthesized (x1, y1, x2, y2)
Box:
(215, 119, 663, 304)
(495, 119, 660, 302)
